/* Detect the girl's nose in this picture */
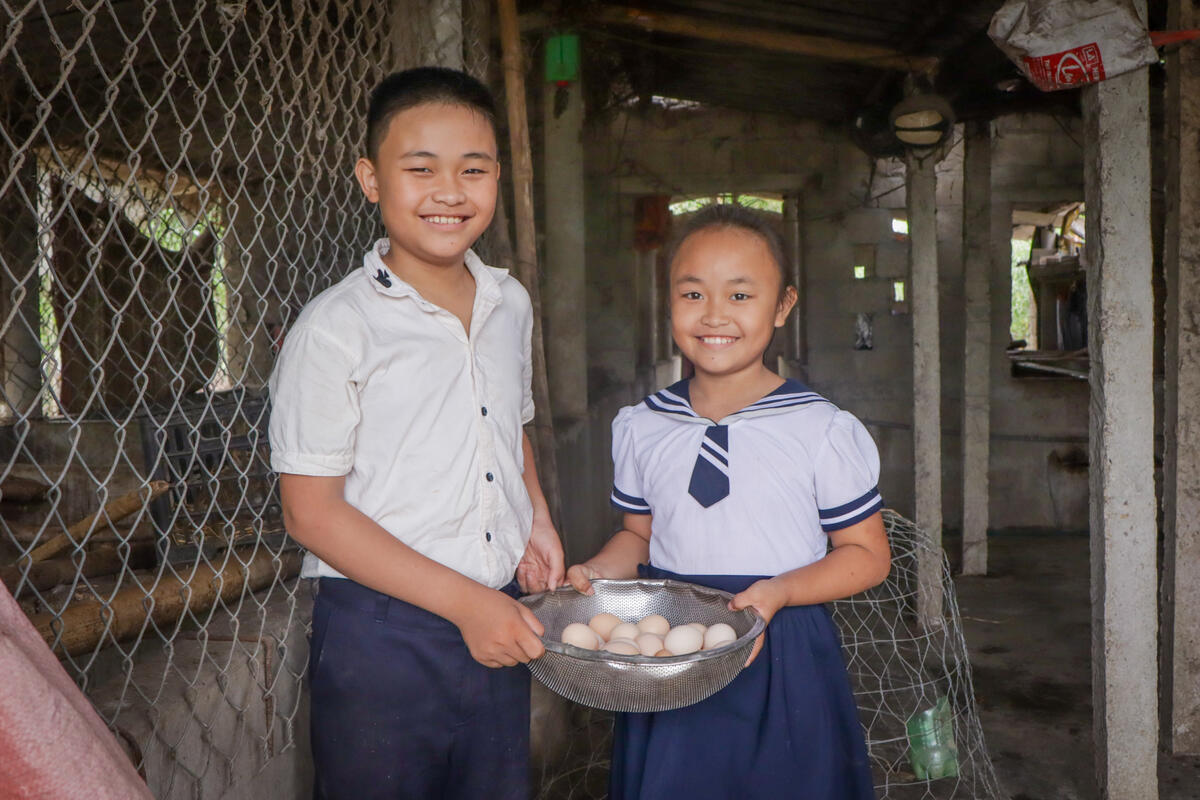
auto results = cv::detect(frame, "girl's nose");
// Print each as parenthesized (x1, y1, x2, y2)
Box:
(701, 302, 729, 326)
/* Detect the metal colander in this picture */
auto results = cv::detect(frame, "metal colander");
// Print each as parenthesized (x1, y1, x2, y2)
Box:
(519, 579, 766, 713)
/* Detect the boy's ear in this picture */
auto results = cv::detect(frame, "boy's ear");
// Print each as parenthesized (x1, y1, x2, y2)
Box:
(775, 285, 799, 327)
(354, 157, 380, 203)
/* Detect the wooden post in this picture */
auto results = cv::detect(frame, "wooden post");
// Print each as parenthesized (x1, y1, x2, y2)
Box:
(31, 548, 302, 658)
(498, 0, 562, 525)
(22, 481, 170, 565)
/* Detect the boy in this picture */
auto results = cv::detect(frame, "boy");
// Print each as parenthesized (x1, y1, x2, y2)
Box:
(268, 67, 563, 800)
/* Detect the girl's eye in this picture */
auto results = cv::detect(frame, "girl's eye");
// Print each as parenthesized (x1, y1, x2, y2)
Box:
(731, 292, 750, 301)
(683, 291, 703, 300)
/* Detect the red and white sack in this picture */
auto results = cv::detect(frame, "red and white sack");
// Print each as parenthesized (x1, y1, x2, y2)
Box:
(988, 0, 1158, 91)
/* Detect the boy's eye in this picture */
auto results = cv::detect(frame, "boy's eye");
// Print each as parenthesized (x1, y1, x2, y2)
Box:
(682, 291, 703, 300)
(406, 167, 433, 174)
(731, 292, 751, 301)
(463, 168, 488, 175)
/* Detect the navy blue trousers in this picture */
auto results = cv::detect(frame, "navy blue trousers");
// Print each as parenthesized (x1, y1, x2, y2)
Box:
(308, 578, 530, 800)
(610, 565, 876, 800)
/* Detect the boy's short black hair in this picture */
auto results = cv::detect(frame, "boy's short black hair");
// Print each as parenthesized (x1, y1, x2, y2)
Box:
(366, 67, 500, 159)
(665, 203, 792, 301)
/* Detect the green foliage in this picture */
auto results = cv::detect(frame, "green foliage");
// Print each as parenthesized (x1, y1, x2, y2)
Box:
(1010, 237, 1034, 344)
(669, 193, 784, 215)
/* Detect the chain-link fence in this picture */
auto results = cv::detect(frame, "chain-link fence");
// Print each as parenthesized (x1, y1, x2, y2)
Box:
(1, 0, 400, 794)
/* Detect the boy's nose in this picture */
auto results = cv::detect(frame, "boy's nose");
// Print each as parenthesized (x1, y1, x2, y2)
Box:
(431, 177, 467, 205)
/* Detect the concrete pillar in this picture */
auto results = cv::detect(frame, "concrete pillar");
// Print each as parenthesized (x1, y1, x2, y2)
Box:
(391, 0, 463, 69)
(1162, 0, 1200, 756)
(1, 154, 44, 420)
(783, 192, 807, 372)
(907, 152, 943, 628)
(960, 121, 992, 576)
(635, 247, 658, 370)
(222, 180, 277, 390)
(1081, 9, 1159, 792)
(543, 77, 588, 419)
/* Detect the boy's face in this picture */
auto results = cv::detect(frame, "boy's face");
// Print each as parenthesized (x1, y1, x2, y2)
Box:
(355, 103, 498, 271)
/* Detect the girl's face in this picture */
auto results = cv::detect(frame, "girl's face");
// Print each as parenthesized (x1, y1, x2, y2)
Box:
(355, 103, 499, 271)
(669, 226, 797, 382)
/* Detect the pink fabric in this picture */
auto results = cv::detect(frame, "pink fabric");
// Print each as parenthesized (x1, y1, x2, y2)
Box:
(0, 582, 152, 799)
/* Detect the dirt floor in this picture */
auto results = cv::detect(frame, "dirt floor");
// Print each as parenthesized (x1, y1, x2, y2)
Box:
(952, 532, 1200, 800)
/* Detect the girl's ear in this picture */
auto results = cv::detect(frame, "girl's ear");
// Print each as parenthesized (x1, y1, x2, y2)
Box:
(354, 157, 380, 203)
(775, 285, 799, 327)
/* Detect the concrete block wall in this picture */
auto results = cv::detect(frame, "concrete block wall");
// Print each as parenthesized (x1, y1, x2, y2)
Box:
(575, 105, 1089, 541)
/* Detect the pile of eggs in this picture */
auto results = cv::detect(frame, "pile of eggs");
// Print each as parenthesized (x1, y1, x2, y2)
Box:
(559, 612, 737, 657)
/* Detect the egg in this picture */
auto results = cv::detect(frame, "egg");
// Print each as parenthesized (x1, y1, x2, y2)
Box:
(634, 632, 664, 656)
(663, 625, 704, 655)
(588, 612, 622, 641)
(610, 622, 641, 643)
(654, 648, 673, 657)
(561, 622, 601, 650)
(703, 622, 737, 650)
(603, 639, 640, 655)
(636, 613, 670, 636)
(685, 622, 708, 635)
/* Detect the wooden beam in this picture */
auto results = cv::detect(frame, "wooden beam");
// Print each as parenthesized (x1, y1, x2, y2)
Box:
(552, 5, 938, 73)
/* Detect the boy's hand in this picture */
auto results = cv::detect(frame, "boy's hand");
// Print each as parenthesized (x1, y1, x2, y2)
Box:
(454, 586, 547, 668)
(729, 577, 787, 667)
(564, 563, 605, 596)
(516, 512, 564, 594)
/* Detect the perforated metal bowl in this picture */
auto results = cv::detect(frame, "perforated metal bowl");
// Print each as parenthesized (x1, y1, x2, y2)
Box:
(519, 578, 765, 713)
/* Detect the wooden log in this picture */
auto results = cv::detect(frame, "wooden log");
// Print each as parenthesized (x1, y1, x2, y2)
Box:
(497, 0, 563, 526)
(23, 481, 170, 565)
(30, 548, 303, 657)
(0, 474, 50, 503)
(0, 541, 157, 597)
(589, 6, 939, 74)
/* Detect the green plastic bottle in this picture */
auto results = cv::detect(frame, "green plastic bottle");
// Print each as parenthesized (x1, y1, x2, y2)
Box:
(906, 696, 959, 780)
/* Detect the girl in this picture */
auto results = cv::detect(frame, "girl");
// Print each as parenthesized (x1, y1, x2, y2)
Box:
(566, 203, 889, 799)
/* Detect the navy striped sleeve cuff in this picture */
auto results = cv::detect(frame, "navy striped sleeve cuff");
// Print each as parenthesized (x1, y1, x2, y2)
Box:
(818, 487, 883, 532)
(611, 486, 651, 515)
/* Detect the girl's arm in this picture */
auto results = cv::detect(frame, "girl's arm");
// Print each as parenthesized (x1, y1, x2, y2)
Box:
(280, 473, 547, 668)
(564, 512, 652, 595)
(516, 431, 565, 593)
(729, 510, 890, 622)
(730, 511, 889, 664)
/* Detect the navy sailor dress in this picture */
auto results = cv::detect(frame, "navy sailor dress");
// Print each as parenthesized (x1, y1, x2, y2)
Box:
(607, 379, 881, 800)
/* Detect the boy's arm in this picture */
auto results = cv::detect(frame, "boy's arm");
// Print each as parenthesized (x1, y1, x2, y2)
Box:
(280, 473, 547, 668)
(564, 512, 652, 595)
(515, 431, 564, 593)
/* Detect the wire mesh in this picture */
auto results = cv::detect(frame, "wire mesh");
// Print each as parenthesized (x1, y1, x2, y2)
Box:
(532, 510, 1005, 800)
(0, 0, 404, 795)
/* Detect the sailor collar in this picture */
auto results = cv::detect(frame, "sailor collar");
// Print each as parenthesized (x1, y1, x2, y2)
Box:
(643, 378, 827, 424)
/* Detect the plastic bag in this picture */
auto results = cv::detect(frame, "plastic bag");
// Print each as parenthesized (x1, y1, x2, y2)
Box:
(988, 0, 1158, 91)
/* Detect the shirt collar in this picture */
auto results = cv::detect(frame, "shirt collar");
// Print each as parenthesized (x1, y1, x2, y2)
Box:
(361, 239, 508, 310)
(643, 378, 825, 423)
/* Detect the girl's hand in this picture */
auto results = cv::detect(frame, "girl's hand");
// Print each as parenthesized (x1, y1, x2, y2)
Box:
(729, 578, 788, 667)
(564, 562, 606, 595)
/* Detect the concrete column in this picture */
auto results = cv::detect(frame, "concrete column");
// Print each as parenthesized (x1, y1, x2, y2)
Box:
(635, 247, 658, 370)
(543, 77, 588, 420)
(391, 0, 463, 69)
(907, 152, 942, 628)
(1, 155, 44, 420)
(1081, 11, 1159, 793)
(222, 180, 277, 390)
(1162, 0, 1200, 756)
(960, 121, 992, 576)
(783, 192, 807, 371)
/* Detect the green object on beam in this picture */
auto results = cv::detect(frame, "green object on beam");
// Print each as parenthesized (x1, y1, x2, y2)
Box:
(544, 33, 580, 83)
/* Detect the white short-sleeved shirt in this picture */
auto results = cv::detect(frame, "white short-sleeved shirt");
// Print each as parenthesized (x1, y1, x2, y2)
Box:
(268, 239, 535, 589)
(610, 379, 883, 576)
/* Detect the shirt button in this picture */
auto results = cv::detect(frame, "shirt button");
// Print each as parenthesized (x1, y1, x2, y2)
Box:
(485, 531, 492, 542)
(486, 472, 494, 482)
(481, 406, 488, 416)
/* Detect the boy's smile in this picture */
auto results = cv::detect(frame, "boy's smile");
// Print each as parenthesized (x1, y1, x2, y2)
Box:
(355, 103, 499, 276)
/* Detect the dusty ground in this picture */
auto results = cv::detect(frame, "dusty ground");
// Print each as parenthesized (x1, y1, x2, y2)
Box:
(952, 532, 1200, 800)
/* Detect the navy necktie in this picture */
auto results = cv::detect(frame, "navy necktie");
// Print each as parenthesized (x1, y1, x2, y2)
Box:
(688, 425, 730, 508)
